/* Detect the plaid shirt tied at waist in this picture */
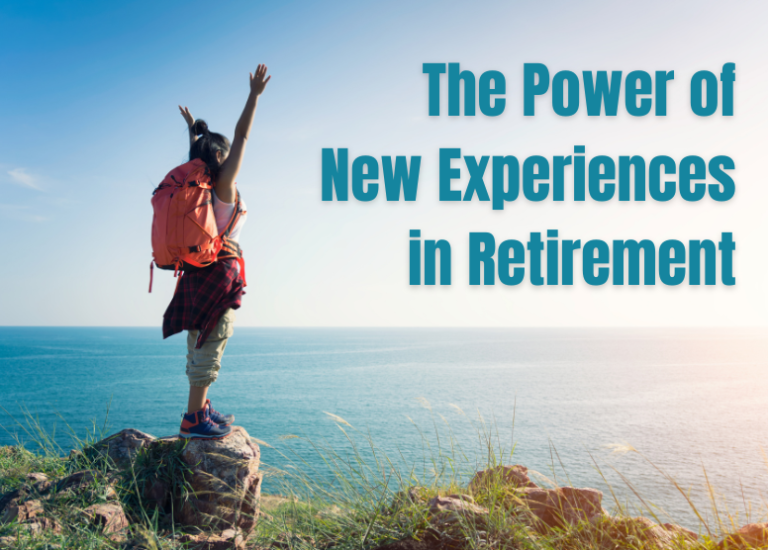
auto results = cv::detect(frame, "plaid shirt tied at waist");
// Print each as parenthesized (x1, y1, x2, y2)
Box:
(162, 258, 245, 348)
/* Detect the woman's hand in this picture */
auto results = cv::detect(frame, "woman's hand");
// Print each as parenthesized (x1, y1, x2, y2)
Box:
(179, 105, 197, 146)
(249, 64, 271, 96)
(217, 64, 270, 197)
(179, 105, 195, 128)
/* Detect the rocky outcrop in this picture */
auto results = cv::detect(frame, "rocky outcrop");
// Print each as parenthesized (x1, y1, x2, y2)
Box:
(1, 425, 262, 541)
(83, 502, 130, 534)
(88, 427, 156, 469)
(719, 523, 768, 549)
(470, 464, 604, 530)
(469, 464, 605, 530)
(173, 427, 262, 531)
(93, 426, 262, 531)
(391, 486, 429, 509)
(0, 469, 125, 537)
(519, 486, 604, 529)
(428, 494, 488, 526)
(469, 464, 538, 492)
(378, 475, 704, 550)
(590, 516, 699, 548)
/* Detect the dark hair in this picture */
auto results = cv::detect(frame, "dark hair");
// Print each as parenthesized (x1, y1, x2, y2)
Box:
(189, 119, 230, 182)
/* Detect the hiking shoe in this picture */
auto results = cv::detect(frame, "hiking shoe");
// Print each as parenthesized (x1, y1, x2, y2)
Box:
(206, 398, 235, 427)
(180, 406, 232, 439)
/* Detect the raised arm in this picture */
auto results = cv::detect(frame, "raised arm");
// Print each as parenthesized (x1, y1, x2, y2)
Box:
(179, 105, 197, 147)
(215, 64, 271, 203)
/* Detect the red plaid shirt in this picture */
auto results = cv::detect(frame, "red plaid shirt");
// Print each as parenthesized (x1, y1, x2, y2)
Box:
(162, 258, 245, 348)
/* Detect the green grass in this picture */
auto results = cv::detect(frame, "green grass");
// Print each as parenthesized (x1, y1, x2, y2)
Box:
(1, 400, 766, 549)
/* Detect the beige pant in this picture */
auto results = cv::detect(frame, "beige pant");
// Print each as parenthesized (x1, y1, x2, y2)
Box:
(186, 308, 236, 387)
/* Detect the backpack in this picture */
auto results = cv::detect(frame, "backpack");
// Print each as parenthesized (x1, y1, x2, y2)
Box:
(149, 158, 246, 292)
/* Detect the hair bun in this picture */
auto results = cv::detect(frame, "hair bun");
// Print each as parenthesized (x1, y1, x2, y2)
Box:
(191, 119, 210, 137)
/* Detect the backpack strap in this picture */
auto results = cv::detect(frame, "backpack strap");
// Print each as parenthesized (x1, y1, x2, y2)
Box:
(216, 190, 247, 286)
(221, 190, 245, 239)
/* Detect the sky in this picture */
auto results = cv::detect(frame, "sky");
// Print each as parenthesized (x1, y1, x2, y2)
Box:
(1, 0, 767, 327)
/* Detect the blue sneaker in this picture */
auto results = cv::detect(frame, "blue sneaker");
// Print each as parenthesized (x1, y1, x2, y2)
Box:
(180, 405, 232, 439)
(206, 398, 235, 427)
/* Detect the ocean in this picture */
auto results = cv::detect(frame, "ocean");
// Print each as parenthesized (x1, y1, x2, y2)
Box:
(1, 327, 767, 529)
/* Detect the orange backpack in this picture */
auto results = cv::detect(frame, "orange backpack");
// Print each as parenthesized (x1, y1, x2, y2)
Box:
(149, 159, 245, 292)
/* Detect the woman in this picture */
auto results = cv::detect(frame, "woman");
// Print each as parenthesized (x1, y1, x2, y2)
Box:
(163, 64, 270, 439)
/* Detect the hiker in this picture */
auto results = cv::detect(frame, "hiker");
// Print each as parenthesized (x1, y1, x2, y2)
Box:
(161, 64, 270, 439)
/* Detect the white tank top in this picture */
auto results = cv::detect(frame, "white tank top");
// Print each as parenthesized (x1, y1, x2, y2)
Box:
(212, 190, 247, 243)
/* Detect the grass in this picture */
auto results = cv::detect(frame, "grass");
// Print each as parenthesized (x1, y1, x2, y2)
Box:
(1, 400, 767, 549)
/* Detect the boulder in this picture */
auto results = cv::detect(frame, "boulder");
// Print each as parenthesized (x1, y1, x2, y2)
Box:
(469, 465, 606, 531)
(0, 498, 44, 523)
(0, 469, 122, 537)
(92, 426, 262, 531)
(391, 486, 429, 509)
(519, 486, 604, 529)
(24, 472, 49, 484)
(428, 494, 489, 525)
(592, 516, 699, 548)
(143, 476, 170, 510)
(55, 469, 117, 500)
(469, 464, 538, 494)
(719, 523, 768, 549)
(0, 496, 63, 535)
(663, 522, 699, 543)
(15, 516, 63, 536)
(90, 428, 156, 469)
(173, 426, 262, 531)
(83, 502, 130, 534)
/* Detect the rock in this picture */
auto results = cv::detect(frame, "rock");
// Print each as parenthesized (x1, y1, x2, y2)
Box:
(173, 426, 262, 531)
(427, 494, 489, 527)
(17, 516, 63, 535)
(23, 472, 53, 494)
(662, 522, 699, 543)
(0, 469, 120, 538)
(89, 425, 262, 531)
(0, 498, 44, 523)
(24, 473, 49, 484)
(719, 523, 768, 549)
(56, 470, 103, 491)
(90, 428, 156, 469)
(0, 446, 32, 459)
(469, 464, 538, 494)
(592, 516, 698, 548)
(83, 502, 130, 534)
(391, 486, 429, 509)
(468, 464, 608, 532)
(143, 477, 169, 510)
(178, 529, 246, 549)
(516, 486, 604, 530)
(54, 469, 117, 501)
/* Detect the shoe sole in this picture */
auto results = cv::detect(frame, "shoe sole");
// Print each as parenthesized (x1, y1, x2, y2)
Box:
(179, 431, 233, 440)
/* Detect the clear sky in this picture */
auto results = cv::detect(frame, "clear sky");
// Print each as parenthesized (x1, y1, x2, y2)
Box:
(1, 0, 767, 327)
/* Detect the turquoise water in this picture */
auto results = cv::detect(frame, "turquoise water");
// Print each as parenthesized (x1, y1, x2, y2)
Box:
(2, 327, 767, 528)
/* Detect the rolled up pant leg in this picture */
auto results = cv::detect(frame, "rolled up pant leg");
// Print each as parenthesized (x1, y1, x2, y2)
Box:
(186, 308, 236, 387)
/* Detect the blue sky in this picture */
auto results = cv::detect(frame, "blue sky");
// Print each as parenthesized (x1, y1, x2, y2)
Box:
(1, 0, 767, 326)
